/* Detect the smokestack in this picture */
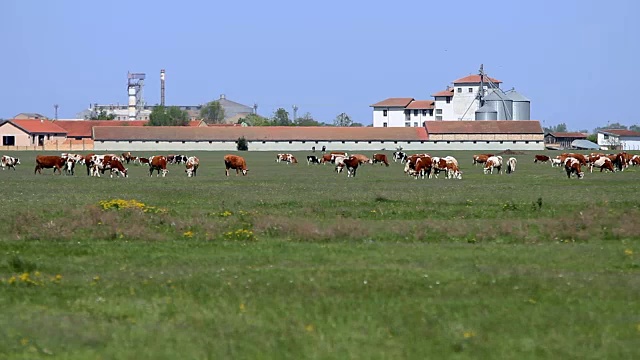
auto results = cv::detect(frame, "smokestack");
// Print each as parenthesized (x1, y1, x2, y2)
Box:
(160, 69, 165, 107)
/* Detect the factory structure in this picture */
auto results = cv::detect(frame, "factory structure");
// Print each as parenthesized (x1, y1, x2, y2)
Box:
(76, 70, 256, 123)
(371, 65, 531, 127)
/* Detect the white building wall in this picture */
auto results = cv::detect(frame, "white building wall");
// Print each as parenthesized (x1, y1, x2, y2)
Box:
(372, 107, 406, 127)
(597, 133, 640, 150)
(433, 97, 454, 120)
(94, 140, 544, 152)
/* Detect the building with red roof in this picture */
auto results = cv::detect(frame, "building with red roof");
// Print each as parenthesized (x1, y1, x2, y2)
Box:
(0, 119, 67, 146)
(597, 129, 640, 150)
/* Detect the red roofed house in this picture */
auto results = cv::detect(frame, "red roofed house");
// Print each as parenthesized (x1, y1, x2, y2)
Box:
(370, 98, 435, 127)
(372, 69, 521, 126)
(0, 119, 67, 146)
(544, 131, 588, 150)
(597, 129, 640, 150)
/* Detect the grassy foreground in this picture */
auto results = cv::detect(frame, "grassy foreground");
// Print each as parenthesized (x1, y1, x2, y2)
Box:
(0, 150, 639, 359)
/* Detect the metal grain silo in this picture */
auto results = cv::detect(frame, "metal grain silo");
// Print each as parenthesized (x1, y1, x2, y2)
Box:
(475, 104, 498, 120)
(484, 90, 513, 120)
(506, 89, 530, 120)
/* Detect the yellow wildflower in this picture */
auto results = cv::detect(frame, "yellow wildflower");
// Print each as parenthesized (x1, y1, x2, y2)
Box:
(624, 249, 633, 256)
(463, 331, 475, 339)
(20, 338, 29, 346)
(19, 273, 30, 282)
(8, 276, 16, 285)
(305, 324, 315, 333)
(183, 230, 194, 238)
(239, 303, 246, 312)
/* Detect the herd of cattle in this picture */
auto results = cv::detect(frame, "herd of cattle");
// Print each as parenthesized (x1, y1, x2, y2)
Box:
(2, 150, 639, 180)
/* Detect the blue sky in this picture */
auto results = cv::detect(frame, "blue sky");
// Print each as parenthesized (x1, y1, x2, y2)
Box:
(1, 0, 637, 131)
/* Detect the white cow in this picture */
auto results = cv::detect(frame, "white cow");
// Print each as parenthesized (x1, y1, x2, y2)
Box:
(551, 157, 563, 167)
(333, 156, 346, 173)
(484, 156, 503, 174)
(185, 156, 200, 177)
(506, 157, 517, 174)
(1, 155, 20, 170)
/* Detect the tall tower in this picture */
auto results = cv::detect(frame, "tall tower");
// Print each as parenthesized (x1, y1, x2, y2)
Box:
(127, 72, 146, 120)
(160, 69, 165, 107)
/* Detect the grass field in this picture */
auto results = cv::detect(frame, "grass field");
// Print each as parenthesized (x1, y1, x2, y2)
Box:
(1, 150, 639, 359)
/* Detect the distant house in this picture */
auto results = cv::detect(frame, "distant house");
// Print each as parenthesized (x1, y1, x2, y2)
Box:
(597, 129, 640, 150)
(13, 113, 49, 120)
(0, 119, 67, 146)
(544, 132, 587, 150)
(371, 98, 434, 128)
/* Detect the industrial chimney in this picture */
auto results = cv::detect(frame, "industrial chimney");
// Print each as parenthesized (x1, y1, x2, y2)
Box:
(160, 69, 166, 107)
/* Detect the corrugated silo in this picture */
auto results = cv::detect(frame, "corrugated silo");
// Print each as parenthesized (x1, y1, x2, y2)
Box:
(484, 91, 513, 120)
(506, 89, 530, 120)
(475, 104, 498, 120)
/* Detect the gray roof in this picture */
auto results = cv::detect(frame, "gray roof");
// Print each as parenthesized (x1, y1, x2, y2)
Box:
(505, 89, 530, 102)
(571, 139, 600, 150)
(484, 91, 510, 101)
(476, 104, 497, 113)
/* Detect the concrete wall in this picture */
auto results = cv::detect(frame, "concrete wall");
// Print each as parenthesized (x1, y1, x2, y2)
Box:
(94, 139, 544, 152)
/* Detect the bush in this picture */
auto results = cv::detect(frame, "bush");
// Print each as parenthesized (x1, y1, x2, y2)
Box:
(237, 136, 249, 151)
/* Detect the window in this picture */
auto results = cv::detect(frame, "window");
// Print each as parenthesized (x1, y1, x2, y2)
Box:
(457, 88, 462, 93)
(2, 136, 15, 146)
(405, 122, 410, 127)
(413, 122, 418, 127)
(413, 110, 418, 116)
(429, 109, 434, 116)
(468, 88, 473, 93)
(383, 110, 388, 117)
(383, 122, 387, 127)
(422, 110, 427, 116)
(446, 97, 451, 104)
(436, 116, 443, 121)
(473, 141, 477, 144)
(436, 109, 442, 114)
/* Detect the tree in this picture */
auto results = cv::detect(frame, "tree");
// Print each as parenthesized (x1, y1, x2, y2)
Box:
(543, 123, 567, 133)
(148, 105, 189, 126)
(294, 112, 324, 126)
(239, 113, 271, 126)
(593, 122, 628, 134)
(630, 124, 640, 132)
(237, 136, 249, 151)
(333, 113, 352, 127)
(200, 101, 226, 124)
(271, 108, 291, 126)
(87, 109, 116, 120)
(350, 122, 364, 127)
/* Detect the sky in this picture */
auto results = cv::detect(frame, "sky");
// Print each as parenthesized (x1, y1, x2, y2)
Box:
(1, 0, 638, 131)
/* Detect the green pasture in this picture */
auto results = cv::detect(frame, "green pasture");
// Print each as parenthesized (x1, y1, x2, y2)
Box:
(0, 150, 639, 359)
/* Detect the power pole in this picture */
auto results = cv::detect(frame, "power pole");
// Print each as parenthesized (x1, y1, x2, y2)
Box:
(54, 104, 59, 120)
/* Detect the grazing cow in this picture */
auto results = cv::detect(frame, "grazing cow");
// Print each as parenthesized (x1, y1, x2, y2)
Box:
(1, 155, 20, 170)
(330, 152, 347, 157)
(551, 157, 563, 167)
(506, 157, 517, 174)
(91, 157, 127, 178)
(149, 156, 169, 177)
(564, 157, 584, 179)
(333, 156, 346, 173)
(351, 154, 371, 165)
(138, 157, 150, 166)
(336, 156, 361, 177)
(61, 153, 85, 175)
(224, 154, 248, 176)
(473, 154, 493, 166)
(185, 156, 200, 177)
(276, 153, 297, 164)
(561, 153, 587, 165)
(306, 155, 321, 165)
(534, 155, 550, 163)
(121, 152, 133, 164)
(631, 155, 640, 166)
(411, 156, 433, 179)
(404, 154, 430, 174)
(82, 153, 96, 176)
(275, 153, 286, 163)
(166, 155, 176, 164)
(484, 156, 503, 174)
(372, 153, 389, 166)
(589, 156, 615, 173)
(320, 154, 333, 164)
(173, 155, 187, 164)
(34, 155, 65, 175)
(392, 151, 407, 163)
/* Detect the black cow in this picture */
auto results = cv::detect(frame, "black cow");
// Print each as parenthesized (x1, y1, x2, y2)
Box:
(393, 151, 407, 163)
(306, 155, 321, 165)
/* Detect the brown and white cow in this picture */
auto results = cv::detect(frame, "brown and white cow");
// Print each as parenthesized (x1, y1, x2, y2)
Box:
(1, 155, 20, 170)
(589, 156, 615, 173)
(149, 156, 169, 177)
(484, 156, 503, 174)
(336, 156, 360, 177)
(411, 156, 433, 179)
(506, 157, 517, 174)
(534, 155, 550, 163)
(631, 155, 640, 166)
(185, 156, 200, 177)
(121, 152, 133, 164)
(91, 157, 128, 178)
(473, 154, 493, 166)
(35, 155, 65, 175)
(372, 153, 389, 166)
(351, 154, 371, 165)
(560, 153, 587, 166)
(404, 154, 431, 174)
(224, 154, 248, 176)
(564, 157, 584, 179)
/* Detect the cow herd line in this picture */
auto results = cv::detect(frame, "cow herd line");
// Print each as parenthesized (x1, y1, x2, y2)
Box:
(2, 150, 639, 180)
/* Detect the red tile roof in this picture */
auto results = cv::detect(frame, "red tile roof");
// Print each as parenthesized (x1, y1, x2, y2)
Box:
(93, 126, 429, 142)
(547, 132, 587, 138)
(405, 100, 435, 110)
(431, 89, 454, 97)
(600, 129, 640, 137)
(370, 98, 414, 107)
(54, 120, 147, 137)
(7, 119, 68, 134)
(452, 74, 502, 84)
(425, 121, 543, 134)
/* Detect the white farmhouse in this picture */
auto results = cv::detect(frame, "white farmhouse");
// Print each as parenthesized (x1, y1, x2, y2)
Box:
(597, 129, 640, 150)
(371, 98, 435, 127)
